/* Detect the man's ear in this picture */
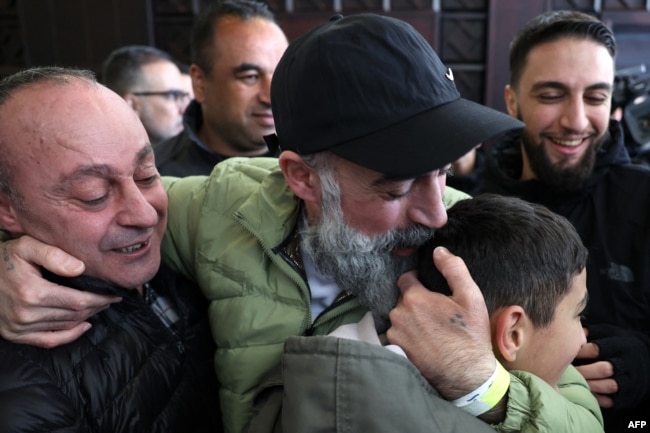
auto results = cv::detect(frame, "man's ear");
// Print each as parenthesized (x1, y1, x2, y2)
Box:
(123, 94, 139, 111)
(0, 192, 24, 235)
(278, 151, 321, 204)
(492, 305, 527, 363)
(189, 64, 206, 104)
(504, 85, 518, 118)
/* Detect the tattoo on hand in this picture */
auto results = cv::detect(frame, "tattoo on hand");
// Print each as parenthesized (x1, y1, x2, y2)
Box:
(2, 244, 15, 272)
(449, 313, 466, 328)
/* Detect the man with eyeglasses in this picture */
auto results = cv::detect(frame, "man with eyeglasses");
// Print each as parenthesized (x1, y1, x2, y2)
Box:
(153, 0, 288, 176)
(102, 45, 190, 145)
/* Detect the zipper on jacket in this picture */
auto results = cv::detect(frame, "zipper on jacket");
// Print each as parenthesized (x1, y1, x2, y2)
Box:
(236, 215, 313, 331)
(139, 284, 186, 354)
(306, 291, 362, 336)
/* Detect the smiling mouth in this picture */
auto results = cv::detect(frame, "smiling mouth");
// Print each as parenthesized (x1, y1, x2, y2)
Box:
(115, 240, 149, 253)
(254, 113, 275, 122)
(549, 137, 585, 147)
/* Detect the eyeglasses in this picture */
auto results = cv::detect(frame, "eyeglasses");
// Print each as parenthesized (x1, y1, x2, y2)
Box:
(131, 90, 190, 106)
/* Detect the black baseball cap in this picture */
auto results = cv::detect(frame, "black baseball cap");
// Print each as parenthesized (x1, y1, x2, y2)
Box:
(265, 13, 524, 178)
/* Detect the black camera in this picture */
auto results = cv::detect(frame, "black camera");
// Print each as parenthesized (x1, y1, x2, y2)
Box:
(613, 65, 650, 161)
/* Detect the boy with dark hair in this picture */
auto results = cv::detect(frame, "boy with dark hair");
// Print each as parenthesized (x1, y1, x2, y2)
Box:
(274, 194, 601, 432)
(418, 194, 590, 390)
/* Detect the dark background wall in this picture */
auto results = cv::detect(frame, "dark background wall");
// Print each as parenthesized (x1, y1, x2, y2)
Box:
(1, 0, 650, 112)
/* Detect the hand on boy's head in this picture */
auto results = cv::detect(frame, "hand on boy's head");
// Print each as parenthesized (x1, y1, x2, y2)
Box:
(0, 236, 120, 347)
(387, 247, 494, 400)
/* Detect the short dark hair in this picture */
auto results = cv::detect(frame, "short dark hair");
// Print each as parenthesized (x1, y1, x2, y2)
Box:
(102, 45, 175, 95)
(417, 194, 588, 327)
(509, 10, 616, 89)
(0, 67, 97, 207)
(190, 0, 276, 76)
(176, 61, 191, 74)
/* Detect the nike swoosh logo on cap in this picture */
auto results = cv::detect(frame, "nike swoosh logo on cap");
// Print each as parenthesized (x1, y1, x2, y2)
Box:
(445, 68, 454, 81)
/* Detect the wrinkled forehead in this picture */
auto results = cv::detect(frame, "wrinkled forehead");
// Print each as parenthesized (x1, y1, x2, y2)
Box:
(35, 80, 135, 118)
(0, 81, 148, 157)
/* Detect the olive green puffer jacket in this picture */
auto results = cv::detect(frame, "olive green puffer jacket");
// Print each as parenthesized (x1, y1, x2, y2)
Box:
(162, 157, 602, 433)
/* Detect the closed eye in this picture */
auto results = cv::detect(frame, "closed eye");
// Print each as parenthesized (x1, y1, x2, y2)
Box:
(137, 174, 159, 185)
(80, 195, 108, 206)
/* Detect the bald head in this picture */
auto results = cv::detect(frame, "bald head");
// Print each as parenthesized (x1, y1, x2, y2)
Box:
(0, 67, 166, 289)
(0, 68, 147, 201)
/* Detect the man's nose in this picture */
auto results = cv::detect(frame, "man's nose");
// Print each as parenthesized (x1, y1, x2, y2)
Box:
(406, 174, 448, 229)
(259, 75, 272, 105)
(116, 184, 159, 228)
(560, 97, 589, 132)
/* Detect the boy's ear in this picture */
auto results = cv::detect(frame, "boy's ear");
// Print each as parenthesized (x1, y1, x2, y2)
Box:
(278, 151, 321, 204)
(0, 192, 24, 234)
(492, 305, 527, 362)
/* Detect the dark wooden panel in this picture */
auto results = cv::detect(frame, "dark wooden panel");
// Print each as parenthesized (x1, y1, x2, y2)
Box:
(391, 0, 434, 10)
(265, 0, 286, 12)
(278, 9, 438, 47)
(278, 12, 336, 40)
(602, 11, 650, 70)
(5, 0, 646, 117)
(341, 0, 384, 11)
(153, 0, 196, 14)
(602, 0, 648, 10)
(0, 0, 17, 14)
(440, 13, 486, 63)
(18, 0, 56, 66)
(293, 0, 335, 13)
(0, 16, 23, 77)
(453, 68, 484, 103)
(17, 0, 150, 74)
(441, 0, 486, 11)
(552, 0, 595, 11)
(154, 17, 195, 64)
(484, 0, 548, 111)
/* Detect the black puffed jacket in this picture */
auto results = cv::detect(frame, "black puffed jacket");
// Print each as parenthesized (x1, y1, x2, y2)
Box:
(154, 100, 276, 177)
(0, 264, 221, 433)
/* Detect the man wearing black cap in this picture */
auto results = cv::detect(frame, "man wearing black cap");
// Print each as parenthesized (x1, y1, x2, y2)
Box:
(0, 13, 603, 433)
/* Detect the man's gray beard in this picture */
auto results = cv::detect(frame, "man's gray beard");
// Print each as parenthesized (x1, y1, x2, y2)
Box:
(299, 195, 435, 318)
(520, 125, 605, 193)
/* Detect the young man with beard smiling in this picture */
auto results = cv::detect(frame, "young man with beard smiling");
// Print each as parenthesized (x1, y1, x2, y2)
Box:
(478, 10, 650, 432)
(0, 14, 605, 433)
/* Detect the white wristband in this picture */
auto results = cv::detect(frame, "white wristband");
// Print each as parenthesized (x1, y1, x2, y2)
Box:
(451, 360, 510, 416)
